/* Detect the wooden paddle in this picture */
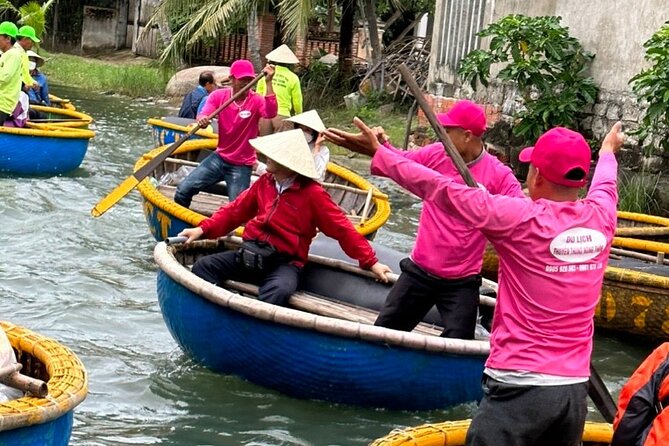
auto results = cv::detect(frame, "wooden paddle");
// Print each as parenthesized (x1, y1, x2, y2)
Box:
(90, 71, 267, 218)
(397, 63, 618, 423)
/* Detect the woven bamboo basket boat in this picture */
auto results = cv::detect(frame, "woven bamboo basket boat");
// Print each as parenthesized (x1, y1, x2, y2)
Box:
(0, 321, 87, 445)
(482, 242, 669, 341)
(154, 236, 493, 410)
(28, 105, 93, 129)
(148, 117, 217, 147)
(47, 94, 76, 111)
(135, 138, 391, 240)
(369, 420, 612, 446)
(615, 212, 669, 241)
(0, 124, 95, 176)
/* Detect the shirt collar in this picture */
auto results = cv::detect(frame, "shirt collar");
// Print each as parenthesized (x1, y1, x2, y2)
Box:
(274, 175, 298, 193)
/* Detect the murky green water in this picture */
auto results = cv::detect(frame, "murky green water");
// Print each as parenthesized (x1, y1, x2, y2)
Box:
(0, 85, 654, 445)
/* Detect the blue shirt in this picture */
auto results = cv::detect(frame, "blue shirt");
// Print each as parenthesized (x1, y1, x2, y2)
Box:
(178, 85, 208, 119)
(28, 71, 50, 105)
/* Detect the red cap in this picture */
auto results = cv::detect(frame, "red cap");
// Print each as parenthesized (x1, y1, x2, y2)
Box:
(230, 59, 256, 79)
(437, 100, 487, 137)
(519, 127, 591, 188)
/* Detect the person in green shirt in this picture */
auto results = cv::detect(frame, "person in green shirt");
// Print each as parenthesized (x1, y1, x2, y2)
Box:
(0, 21, 22, 125)
(15, 25, 40, 90)
(257, 44, 303, 135)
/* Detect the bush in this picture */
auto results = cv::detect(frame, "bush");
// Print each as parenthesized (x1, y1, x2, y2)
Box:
(617, 170, 661, 215)
(458, 15, 598, 144)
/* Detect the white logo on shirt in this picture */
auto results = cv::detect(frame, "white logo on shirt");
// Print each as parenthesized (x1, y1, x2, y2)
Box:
(549, 227, 607, 263)
(239, 110, 251, 119)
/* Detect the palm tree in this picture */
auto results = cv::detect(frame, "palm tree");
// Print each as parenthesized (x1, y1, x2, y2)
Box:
(0, 0, 58, 48)
(146, 0, 314, 68)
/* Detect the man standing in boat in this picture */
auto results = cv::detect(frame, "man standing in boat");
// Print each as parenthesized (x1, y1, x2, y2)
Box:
(326, 119, 624, 446)
(0, 22, 22, 126)
(174, 60, 277, 207)
(341, 100, 524, 339)
(256, 44, 303, 136)
(178, 129, 391, 306)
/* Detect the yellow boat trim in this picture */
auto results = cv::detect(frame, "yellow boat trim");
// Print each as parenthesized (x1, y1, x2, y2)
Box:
(147, 117, 217, 140)
(30, 105, 93, 128)
(605, 265, 669, 289)
(1, 124, 95, 139)
(48, 94, 76, 111)
(0, 321, 88, 432)
(370, 420, 612, 446)
(615, 211, 669, 237)
(613, 237, 669, 255)
(135, 139, 391, 238)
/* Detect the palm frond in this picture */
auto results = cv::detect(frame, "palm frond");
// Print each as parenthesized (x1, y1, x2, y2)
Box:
(0, 0, 20, 17)
(276, 0, 313, 43)
(19, 2, 46, 36)
(158, 0, 252, 66)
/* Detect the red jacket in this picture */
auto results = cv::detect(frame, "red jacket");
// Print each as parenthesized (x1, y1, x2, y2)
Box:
(199, 174, 378, 269)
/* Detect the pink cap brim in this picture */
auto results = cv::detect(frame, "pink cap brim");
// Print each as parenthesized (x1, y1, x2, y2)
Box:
(438, 114, 458, 128)
(519, 147, 534, 162)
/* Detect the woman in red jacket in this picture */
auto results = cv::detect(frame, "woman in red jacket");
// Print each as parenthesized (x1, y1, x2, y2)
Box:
(179, 129, 392, 306)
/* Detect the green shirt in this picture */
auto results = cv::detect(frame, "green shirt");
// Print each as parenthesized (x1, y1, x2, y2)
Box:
(13, 42, 33, 87)
(256, 65, 303, 117)
(0, 47, 23, 114)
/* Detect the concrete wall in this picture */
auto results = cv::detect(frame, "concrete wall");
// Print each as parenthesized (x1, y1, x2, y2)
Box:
(81, 6, 118, 52)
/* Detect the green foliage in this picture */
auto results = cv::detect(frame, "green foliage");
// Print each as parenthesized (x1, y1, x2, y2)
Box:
(42, 52, 173, 98)
(299, 59, 349, 109)
(458, 15, 598, 143)
(0, 0, 56, 46)
(629, 21, 669, 153)
(617, 170, 661, 215)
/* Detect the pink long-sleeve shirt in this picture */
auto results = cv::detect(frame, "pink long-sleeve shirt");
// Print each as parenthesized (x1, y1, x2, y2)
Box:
(371, 146, 618, 378)
(383, 142, 523, 278)
(198, 88, 277, 166)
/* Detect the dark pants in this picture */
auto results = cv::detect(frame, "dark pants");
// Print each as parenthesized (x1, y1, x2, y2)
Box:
(174, 152, 252, 208)
(374, 258, 481, 339)
(465, 375, 588, 446)
(0, 110, 10, 125)
(191, 251, 300, 306)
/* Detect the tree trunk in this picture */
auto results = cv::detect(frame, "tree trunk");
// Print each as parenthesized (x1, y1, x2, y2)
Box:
(131, 0, 142, 54)
(246, 9, 263, 72)
(338, 0, 354, 79)
(361, 0, 381, 66)
(326, 0, 335, 33)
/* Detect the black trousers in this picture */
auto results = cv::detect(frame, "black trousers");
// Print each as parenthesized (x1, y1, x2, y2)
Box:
(465, 376, 589, 446)
(374, 258, 481, 339)
(191, 250, 300, 306)
(0, 110, 10, 124)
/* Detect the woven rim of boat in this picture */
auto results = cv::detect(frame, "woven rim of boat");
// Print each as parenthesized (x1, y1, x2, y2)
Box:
(29, 105, 94, 128)
(615, 211, 669, 237)
(147, 117, 217, 139)
(613, 236, 669, 256)
(0, 124, 95, 139)
(135, 139, 392, 237)
(605, 265, 669, 289)
(154, 240, 490, 356)
(0, 321, 88, 432)
(368, 420, 612, 445)
(48, 94, 76, 111)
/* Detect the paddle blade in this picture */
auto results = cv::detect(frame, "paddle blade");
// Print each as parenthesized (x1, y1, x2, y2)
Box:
(90, 175, 141, 217)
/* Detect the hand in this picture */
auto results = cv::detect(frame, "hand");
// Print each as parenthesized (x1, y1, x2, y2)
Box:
(178, 227, 204, 244)
(314, 133, 325, 152)
(263, 64, 275, 82)
(322, 117, 380, 157)
(32, 81, 38, 89)
(600, 121, 625, 156)
(372, 126, 389, 144)
(369, 262, 392, 283)
(197, 117, 210, 129)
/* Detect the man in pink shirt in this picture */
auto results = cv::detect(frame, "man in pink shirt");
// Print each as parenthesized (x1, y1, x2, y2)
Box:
(365, 100, 523, 339)
(325, 119, 624, 446)
(175, 59, 278, 207)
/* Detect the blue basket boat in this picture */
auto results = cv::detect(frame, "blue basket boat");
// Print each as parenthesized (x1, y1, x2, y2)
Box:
(154, 236, 491, 410)
(0, 125, 95, 176)
(148, 116, 217, 147)
(0, 321, 88, 446)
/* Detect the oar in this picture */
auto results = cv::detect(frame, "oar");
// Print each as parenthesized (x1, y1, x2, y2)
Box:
(397, 63, 618, 423)
(90, 71, 267, 218)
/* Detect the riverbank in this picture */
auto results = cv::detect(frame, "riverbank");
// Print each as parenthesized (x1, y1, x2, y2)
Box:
(42, 51, 173, 98)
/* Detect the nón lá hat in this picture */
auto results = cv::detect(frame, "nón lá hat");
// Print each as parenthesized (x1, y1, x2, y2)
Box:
(249, 129, 319, 179)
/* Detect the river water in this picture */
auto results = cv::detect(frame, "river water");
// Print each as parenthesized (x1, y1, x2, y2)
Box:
(1, 85, 654, 445)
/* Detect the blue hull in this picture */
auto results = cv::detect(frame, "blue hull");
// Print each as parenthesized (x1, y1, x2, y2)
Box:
(0, 411, 73, 446)
(142, 198, 190, 241)
(0, 133, 89, 176)
(150, 124, 204, 148)
(157, 271, 485, 410)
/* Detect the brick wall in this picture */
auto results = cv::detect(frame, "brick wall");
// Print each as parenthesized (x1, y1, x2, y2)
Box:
(416, 95, 502, 129)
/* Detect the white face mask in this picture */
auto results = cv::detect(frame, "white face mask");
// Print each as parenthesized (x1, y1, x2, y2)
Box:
(302, 130, 314, 143)
(28, 61, 37, 70)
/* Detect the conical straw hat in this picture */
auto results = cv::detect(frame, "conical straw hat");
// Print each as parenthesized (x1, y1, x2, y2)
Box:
(250, 129, 319, 179)
(265, 44, 299, 64)
(26, 50, 44, 67)
(284, 110, 326, 133)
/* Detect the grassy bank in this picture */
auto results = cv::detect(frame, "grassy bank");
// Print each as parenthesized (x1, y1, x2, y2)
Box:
(41, 52, 173, 98)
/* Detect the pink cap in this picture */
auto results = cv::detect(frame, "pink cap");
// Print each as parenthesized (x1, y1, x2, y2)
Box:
(437, 100, 487, 137)
(230, 59, 256, 79)
(519, 127, 591, 188)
